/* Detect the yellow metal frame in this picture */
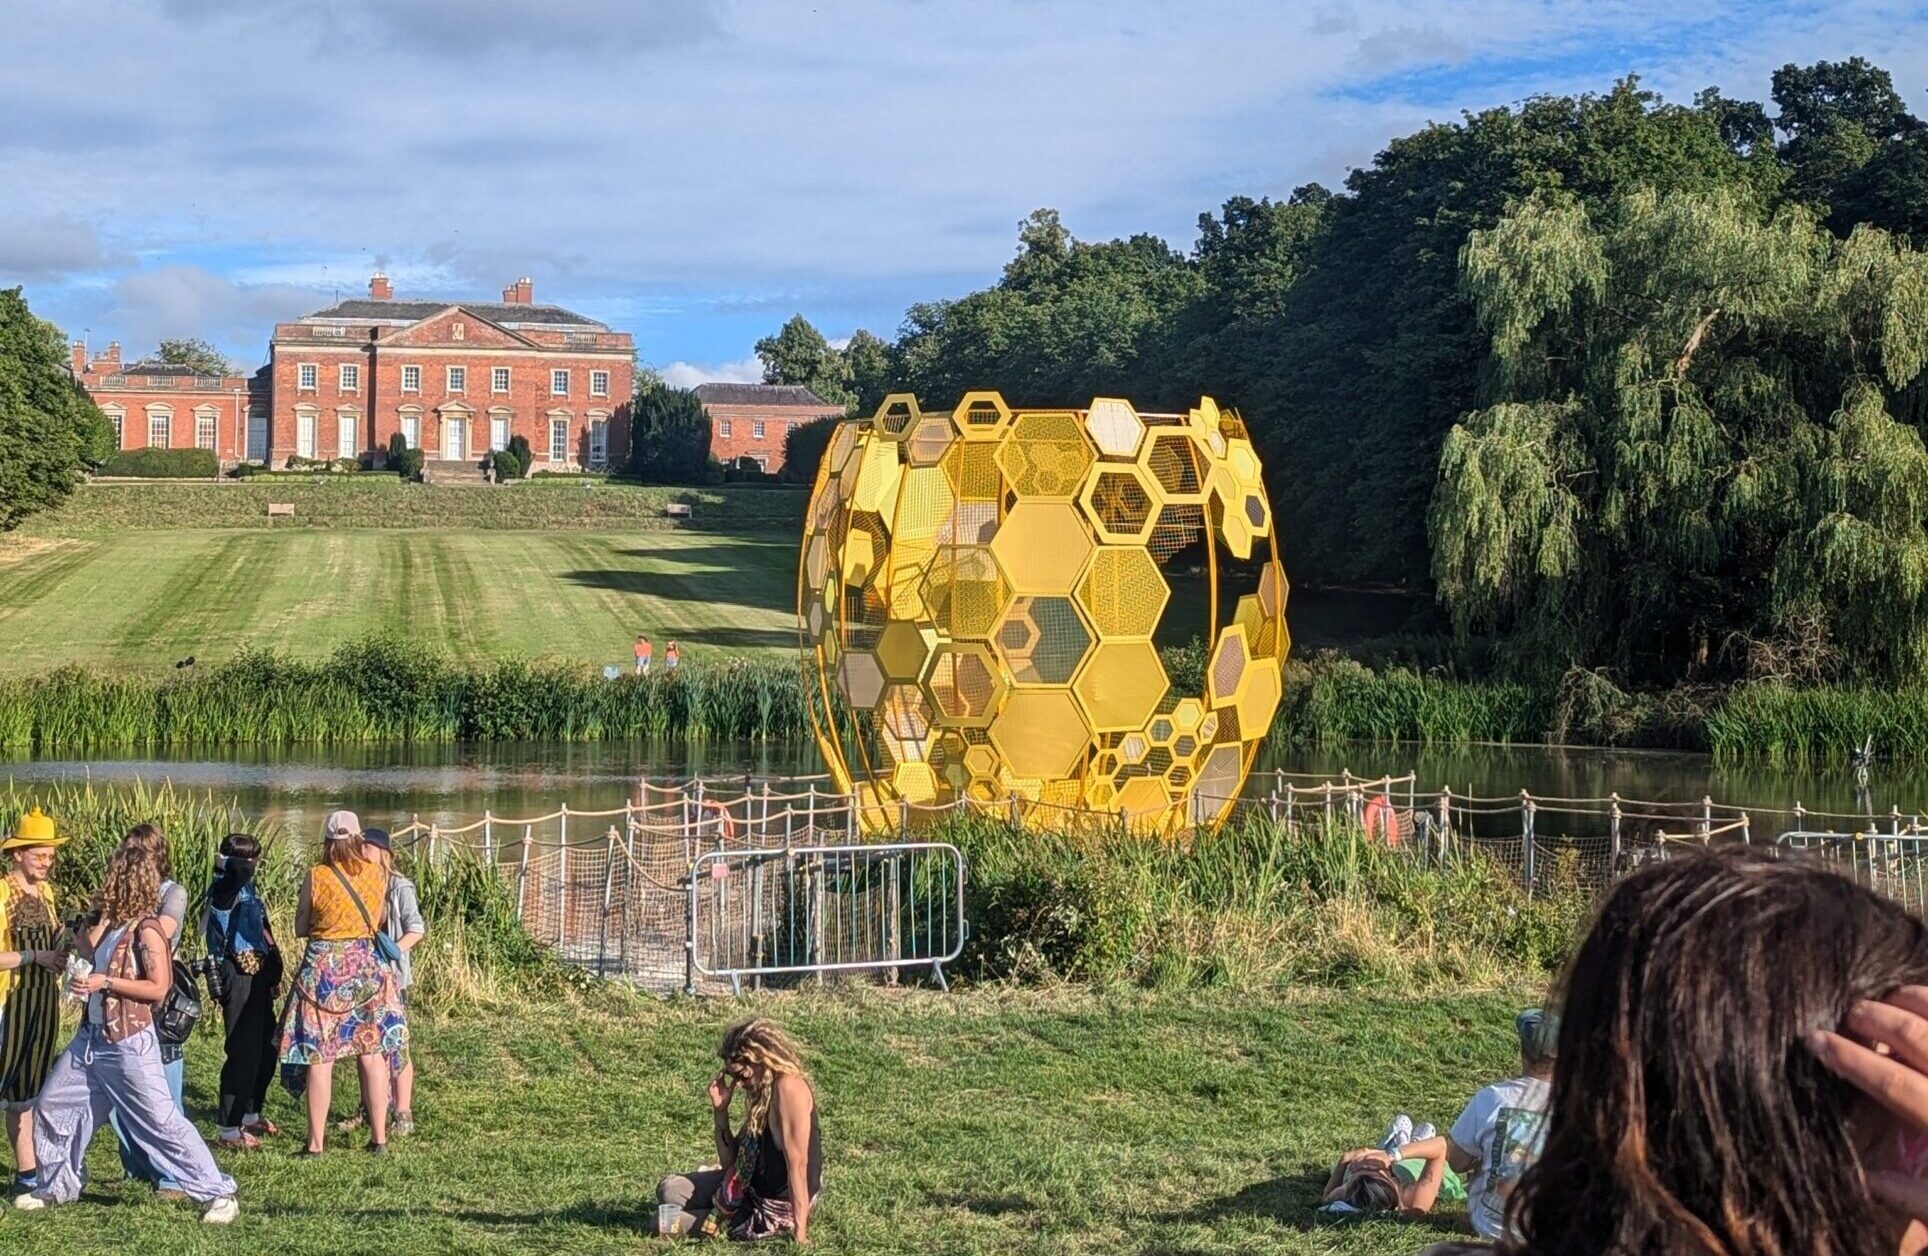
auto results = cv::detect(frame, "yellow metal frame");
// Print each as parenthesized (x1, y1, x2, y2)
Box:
(798, 393, 1289, 834)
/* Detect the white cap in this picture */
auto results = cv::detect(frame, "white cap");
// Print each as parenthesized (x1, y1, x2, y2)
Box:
(323, 809, 363, 841)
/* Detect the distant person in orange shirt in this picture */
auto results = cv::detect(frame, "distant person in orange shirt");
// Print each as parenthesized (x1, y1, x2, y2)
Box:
(634, 636, 653, 676)
(665, 642, 680, 672)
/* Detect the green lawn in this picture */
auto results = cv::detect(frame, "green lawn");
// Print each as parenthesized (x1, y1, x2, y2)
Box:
(5, 986, 1526, 1255)
(0, 529, 800, 674)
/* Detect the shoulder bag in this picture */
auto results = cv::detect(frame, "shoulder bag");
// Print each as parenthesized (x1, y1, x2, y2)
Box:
(326, 865, 403, 966)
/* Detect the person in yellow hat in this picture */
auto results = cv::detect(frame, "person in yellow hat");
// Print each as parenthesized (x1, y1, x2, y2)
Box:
(0, 807, 70, 1197)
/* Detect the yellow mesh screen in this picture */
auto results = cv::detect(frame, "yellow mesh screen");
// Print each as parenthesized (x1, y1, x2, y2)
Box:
(1149, 503, 1206, 561)
(1145, 432, 1204, 498)
(945, 443, 1004, 502)
(1211, 631, 1247, 702)
(998, 595, 1091, 684)
(1077, 548, 1167, 638)
(1088, 468, 1153, 536)
(997, 411, 1093, 497)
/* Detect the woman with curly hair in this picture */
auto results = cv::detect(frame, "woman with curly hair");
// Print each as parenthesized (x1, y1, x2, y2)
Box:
(278, 811, 407, 1157)
(1422, 847, 1928, 1256)
(15, 837, 237, 1223)
(656, 1018, 823, 1242)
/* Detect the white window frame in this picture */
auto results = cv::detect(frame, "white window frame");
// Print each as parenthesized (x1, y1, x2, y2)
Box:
(753, 455, 769, 473)
(194, 408, 218, 451)
(550, 369, 569, 396)
(590, 370, 609, 397)
(339, 363, 360, 392)
(718, 419, 733, 439)
(549, 416, 569, 462)
(147, 406, 172, 448)
(400, 410, 422, 449)
(298, 362, 317, 391)
(447, 365, 466, 393)
(492, 366, 511, 393)
(337, 410, 359, 458)
(589, 415, 609, 466)
(401, 364, 421, 393)
(104, 407, 125, 449)
(295, 406, 319, 459)
(753, 420, 766, 439)
(488, 409, 511, 453)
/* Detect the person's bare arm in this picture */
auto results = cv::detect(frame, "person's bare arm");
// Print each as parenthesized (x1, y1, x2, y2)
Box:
(76, 922, 171, 1004)
(773, 1073, 815, 1244)
(1444, 1133, 1481, 1175)
(709, 1074, 737, 1175)
(293, 877, 314, 938)
(1398, 1138, 1451, 1212)
(1322, 1148, 1390, 1199)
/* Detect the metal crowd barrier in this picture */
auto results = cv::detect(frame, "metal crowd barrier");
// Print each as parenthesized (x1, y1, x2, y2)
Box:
(687, 842, 966, 996)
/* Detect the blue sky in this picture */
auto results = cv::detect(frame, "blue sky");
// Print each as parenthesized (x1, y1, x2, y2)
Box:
(4, 0, 1925, 386)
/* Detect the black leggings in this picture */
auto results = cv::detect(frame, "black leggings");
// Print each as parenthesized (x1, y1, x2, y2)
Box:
(216, 952, 282, 1129)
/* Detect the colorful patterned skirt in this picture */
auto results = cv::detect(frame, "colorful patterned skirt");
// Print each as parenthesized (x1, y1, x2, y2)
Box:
(0, 922, 62, 1110)
(277, 938, 408, 1094)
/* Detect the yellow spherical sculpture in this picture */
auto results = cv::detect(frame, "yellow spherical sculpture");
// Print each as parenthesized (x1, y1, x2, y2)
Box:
(799, 392, 1288, 833)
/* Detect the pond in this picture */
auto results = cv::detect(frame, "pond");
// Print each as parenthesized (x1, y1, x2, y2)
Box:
(4, 738, 1926, 840)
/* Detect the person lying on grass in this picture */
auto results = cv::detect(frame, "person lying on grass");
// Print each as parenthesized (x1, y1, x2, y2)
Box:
(1321, 1116, 1464, 1216)
(656, 1018, 822, 1243)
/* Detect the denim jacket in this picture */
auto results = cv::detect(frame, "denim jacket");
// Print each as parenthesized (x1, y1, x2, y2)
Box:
(205, 882, 271, 958)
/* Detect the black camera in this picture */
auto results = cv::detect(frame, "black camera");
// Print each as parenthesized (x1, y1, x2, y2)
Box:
(186, 954, 227, 1002)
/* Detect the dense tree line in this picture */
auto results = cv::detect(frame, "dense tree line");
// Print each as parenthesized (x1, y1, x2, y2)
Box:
(0, 288, 111, 530)
(760, 58, 1928, 683)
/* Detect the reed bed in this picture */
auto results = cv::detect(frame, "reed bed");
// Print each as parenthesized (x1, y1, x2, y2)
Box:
(0, 637, 810, 752)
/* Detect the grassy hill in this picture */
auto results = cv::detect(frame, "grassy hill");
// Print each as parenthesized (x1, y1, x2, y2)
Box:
(4, 986, 1528, 1255)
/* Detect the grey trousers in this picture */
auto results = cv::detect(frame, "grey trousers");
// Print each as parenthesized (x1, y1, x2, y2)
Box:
(657, 1166, 726, 1234)
(33, 1024, 237, 1205)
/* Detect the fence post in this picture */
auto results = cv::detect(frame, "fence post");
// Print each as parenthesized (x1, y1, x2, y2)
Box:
(1741, 813, 1751, 846)
(1609, 794, 1622, 873)
(598, 826, 616, 976)
(685, 842, 700, 996)
(558, 813, 570, 952)
(1701, 795, 1713, 842)
(763, 782, 773, 843)
(1324, 782, 1333, 822)
(428, 823, 439, 865)
(1522, 791, 1536, 898)
(1268, 782, 1280, 824)
(900, 797, 911, 837)
(1008, 792, 1021, 826)
(1794, 801, 1805, 832)
(1436, 787, 1452, 865)
(848, 789, 859, 843)
(806, 784, 817, 840)
(483, 810, 494, 864)
(516, 826, 532, 919)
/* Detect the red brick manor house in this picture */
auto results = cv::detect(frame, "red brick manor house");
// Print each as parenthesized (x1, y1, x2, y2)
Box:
(77, 274, 634, 471)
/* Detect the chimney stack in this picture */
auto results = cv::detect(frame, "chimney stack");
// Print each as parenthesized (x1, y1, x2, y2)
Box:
(369, 272, 393, 300)
(71, 341, 86, 375)
(102, 342, 121, 369)
(503, 277, 533, 304)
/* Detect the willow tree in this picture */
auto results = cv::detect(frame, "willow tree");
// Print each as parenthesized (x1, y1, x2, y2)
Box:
(1430, 188, 1928, 682)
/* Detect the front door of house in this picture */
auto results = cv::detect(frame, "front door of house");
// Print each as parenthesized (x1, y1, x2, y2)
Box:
(444, 417, 466, 461)
(296, 412, 316, 459)
(338, 414, 358, 461)
(247, 416, 268, 463)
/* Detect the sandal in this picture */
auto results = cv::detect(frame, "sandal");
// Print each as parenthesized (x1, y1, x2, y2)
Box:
(392, 1112, 415, 1138)
(214, 1131, 262, 1152)
(334, 1110, 367, 1133)
(244, 1118, 282, 1138)
(292, 1147, 324, 1159)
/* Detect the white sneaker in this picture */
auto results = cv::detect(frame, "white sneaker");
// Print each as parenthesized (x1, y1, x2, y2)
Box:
(1413, 1122, 1437, 1142)
(1379, 1113, 1415, 1154)
(14, 1193, 45, 1211)
(202, 1197, 239, 1225)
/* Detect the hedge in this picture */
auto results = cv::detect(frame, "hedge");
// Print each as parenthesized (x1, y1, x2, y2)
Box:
(97, 448, 219, 479)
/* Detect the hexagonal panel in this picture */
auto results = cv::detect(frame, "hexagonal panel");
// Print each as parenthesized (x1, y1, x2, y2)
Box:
(1078, 465, 1158, 545)
(875, 393, 921, 439)
(1257, 561, 1287, 618)
(907, 412, 958, 467)
(990, 500, 1093, 595)
(1076, 548, 1170, 639)
(893, 761, 938, 804)
(893, 466, 955, 543)
(1114, 776, 1173, 823)
(995, 411, 1094, 499)
(1208, 625, 1250, 709)
(1119, 732, 1148, 763)
(839, 651, 885, 709)
(1072, 640, 1169, 733)
(994, 595, 1094, 685)
(989, 689, 1091, 780)
(1141, 430, 1206, 502)
(1191, 743, 1245, 822)
(852, 443, 904, 514)
(919, 545, 1010, 639)
(879, 682, 935, 748)
(937, 500, 998, 546)
(1188, 396, 1228, 457)
(952, 390, 1013, 442)
(944, 442, 1004, 503)
(1085, 397, 1145, 459)
(1232, 656, 1283, 742)
(925, 643, 1005, 728)
(875, 620, 936, 681)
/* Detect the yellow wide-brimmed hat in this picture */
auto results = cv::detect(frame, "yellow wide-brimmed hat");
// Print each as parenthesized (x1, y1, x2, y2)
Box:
(2, 807, 69, 852)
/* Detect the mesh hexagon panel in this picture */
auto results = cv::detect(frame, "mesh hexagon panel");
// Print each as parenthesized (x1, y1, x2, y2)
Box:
(801, 392, 1289, 833)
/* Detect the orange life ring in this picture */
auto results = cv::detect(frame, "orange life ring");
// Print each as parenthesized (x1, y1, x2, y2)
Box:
(1363, 794, 1401, 847)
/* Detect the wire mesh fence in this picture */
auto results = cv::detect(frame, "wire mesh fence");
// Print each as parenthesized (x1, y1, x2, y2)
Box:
(389, 768, 1928, 993)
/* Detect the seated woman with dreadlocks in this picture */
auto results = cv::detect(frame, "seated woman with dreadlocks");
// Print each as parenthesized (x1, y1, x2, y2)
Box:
(655, 1019, 822, 1242)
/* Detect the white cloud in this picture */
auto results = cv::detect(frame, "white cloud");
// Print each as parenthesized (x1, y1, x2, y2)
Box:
(659, 356, 765, 390)
(0, 213, 111, 282)
(104, 266, 323, 366)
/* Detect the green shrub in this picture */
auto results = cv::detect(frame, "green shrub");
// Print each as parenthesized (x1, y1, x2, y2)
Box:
(490, 450, 520, 482)
(98, 447, 218, 479)
(385, 432, 424, 481)
(782, 415, 843, 485)
(508, 435, 534, 478)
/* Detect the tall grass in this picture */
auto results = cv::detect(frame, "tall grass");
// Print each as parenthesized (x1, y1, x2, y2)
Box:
(943, 810, 1586, 991)
(1704, 683, 1928, 762)
(1282, 655, 1549, 745)
(3, 637, 811, 752)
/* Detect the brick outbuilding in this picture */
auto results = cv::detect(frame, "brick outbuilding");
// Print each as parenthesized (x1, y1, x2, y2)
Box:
(72, 342, 255, 462)
(694, 383, 843, 474)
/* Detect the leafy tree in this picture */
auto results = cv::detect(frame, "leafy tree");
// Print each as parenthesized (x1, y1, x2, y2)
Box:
(627, 387, 712, 483)
(508, 434, 534, 478)
(156, 337, 232, 375)
(1430, 188, 1928, 683)
(782, 414, 845, 485)
(0, 287, 111, 529)
(841, 329, 894, 416)
(755, 315, 852, 407)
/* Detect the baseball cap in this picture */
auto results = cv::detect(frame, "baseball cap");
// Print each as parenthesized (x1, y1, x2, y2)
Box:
(362, 827, 392, 852)
(1517, 1007, 1560, 1060)
(322, 809, 363, 841)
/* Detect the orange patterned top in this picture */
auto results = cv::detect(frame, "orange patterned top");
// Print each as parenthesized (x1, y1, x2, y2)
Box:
(307, 860, 387, 941)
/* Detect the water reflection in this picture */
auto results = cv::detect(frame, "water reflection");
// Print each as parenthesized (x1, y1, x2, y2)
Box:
(3, 739, 1922, 838)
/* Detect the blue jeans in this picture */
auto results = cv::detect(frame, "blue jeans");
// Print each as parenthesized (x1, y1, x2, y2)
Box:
(111, 1051, 185, 1190)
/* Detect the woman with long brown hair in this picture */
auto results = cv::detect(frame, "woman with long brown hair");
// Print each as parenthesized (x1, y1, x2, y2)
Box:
(1424, 847, 1928, 1256)
(277, 810, 407, 1156)
(656, 1018, 822, 1242)
(15, 837, 237, 1222)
